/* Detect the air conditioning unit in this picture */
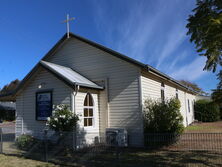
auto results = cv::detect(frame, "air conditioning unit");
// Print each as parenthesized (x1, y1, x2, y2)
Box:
(106, 128, 128, 147)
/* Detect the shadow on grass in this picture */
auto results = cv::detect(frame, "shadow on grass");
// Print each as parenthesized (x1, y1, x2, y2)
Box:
(80, 148, 222, 167)
(3, 144, 222, 167)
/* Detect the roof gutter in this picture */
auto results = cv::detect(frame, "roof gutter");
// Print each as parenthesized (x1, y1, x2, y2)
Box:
(145, 65, 197, 94)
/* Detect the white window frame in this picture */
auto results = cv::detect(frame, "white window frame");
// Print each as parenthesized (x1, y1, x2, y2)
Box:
(176, 89, 179, 99)
(161, 82, 165, 102)
(83, 93, 95, 129)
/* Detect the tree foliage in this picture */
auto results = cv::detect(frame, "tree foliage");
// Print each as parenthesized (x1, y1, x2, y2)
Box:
(179, 80, 207, 95)
(212, 71, 222, 104)
(0, 79, 20, 95)
(186, 0, 222, 72)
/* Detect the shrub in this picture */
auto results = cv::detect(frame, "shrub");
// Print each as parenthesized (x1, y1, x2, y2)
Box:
(47, 104, 79, 132)
(15, 134, 35, 150)
(143, 98, 184, 134)
(194, 100, 220, 122)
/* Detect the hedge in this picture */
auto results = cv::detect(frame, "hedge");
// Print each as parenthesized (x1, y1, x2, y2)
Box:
(194, 100, 220, 122)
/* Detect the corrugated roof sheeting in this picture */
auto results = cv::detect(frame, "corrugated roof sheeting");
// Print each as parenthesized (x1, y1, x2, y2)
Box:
(40, 61, 103, 89)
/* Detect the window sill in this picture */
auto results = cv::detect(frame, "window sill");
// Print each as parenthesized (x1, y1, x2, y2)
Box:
(83, 126, 96, 131)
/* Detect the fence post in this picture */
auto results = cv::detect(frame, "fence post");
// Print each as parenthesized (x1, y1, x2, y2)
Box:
(44, 129, 48, 162)
(0, 128, 2, 154)
(115, 134, 120, 166)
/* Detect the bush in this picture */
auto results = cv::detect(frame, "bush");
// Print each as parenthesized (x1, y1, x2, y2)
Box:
(15, 134, 35, 150)
(143, 98, 184, 134)
(47, 104, 79, 132)
(194, 100, 220, 122)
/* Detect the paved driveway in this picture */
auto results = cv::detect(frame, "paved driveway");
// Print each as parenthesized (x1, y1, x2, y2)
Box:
(0, 122, 15, 141)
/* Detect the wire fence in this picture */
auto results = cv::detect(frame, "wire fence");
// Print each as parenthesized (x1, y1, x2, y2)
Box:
(0, 126, 222, 167)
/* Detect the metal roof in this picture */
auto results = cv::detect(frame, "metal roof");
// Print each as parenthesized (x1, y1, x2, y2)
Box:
(0, 102, 16, 111)
(40, 61, 103, 90)
(0, 32, 196, 102)
(65, 33, 195, 93)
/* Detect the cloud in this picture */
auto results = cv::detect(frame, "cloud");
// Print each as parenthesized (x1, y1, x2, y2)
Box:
(90, 0, 209, 82)
(90, 0, 178, 62)
(168, 50, 188, 71)
(155, 23, 187, 69)
(170, 57, 207, 81)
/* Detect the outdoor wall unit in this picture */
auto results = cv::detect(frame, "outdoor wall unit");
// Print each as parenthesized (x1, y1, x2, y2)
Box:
(105, 128, 128, 147)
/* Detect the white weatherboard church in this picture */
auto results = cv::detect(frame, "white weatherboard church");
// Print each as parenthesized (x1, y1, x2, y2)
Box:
(0, 32, 196, 147)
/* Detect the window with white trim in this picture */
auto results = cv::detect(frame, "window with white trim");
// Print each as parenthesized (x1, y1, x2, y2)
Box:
(161, 82, 165, 102)
(176, 89, 179, 99)
(188, 99, 190, 113)
(83, 93, 94, 127)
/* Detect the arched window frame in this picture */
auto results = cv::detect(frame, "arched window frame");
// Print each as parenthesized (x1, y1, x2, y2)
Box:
(83, 93, 94, 128)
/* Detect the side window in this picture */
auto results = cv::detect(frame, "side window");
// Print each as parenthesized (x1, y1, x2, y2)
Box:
(192, 100, 195, 112)
(83, 93, 94, 127)
(161, 82, 165, 102)
(188, 99, 190, 113)
(176, 89, 178, 99)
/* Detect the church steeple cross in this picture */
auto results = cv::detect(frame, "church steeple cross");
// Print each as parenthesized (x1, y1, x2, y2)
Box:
(62, 14, 75, 38)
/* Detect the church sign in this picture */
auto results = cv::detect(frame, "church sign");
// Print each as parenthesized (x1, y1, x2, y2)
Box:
(36, 91, 52, 121)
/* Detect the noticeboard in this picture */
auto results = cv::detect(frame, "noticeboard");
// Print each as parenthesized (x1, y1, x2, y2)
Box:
(36, 91, 52, 121)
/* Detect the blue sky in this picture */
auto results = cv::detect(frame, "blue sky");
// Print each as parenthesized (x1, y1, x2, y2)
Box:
(0, 0, 219, 93)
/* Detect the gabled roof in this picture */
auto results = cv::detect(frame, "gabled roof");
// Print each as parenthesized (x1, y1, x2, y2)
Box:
(0, 32, 196, 101)
(40, 61, 103, 89)
(65, 33, 195, 93)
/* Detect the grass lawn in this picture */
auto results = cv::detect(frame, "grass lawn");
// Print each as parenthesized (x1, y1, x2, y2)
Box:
(0, 149, 221, 167)
(1, 121, 222, 167)
(1, 143, 222, 167)
(81, 149, 222, 167)
(0, 154, 59, 167)
(185, 121, 222, 133)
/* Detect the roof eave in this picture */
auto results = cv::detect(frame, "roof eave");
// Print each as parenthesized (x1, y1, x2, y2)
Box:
(146, 65, 197, 94)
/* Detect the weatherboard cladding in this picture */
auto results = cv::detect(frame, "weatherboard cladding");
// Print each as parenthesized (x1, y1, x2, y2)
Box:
(141, 71, 195, 127)
(16, 67, 72, 135)
(42, 33, 193, 93)
(14, 32, 197, 146)
(2, 32, 194, 101)
(45, 37, 143, 146)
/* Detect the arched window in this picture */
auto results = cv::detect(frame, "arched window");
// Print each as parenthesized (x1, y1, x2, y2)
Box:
(83, 93, 94, 127)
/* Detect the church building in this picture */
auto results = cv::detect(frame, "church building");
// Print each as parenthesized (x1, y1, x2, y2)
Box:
(0, 33, 196, 147)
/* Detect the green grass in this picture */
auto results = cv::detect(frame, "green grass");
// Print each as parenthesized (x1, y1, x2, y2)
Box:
(87, 149, 222, 167)
(185, 125, 214, 131)
(1, 146, 222, 167)
(0, 154, 59, 167)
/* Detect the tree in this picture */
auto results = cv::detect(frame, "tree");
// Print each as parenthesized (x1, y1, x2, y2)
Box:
(0, 79, 20, 95)
(179, 80, 207, 95)
(186, 0, 222, 72)
(212, 71, 222, 104)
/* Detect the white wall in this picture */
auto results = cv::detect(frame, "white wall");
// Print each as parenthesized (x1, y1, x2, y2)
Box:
(141, 71, 195, 127)
(74, 89, 100, 146)
(16, 67, 72, 137)
(44, 38, 143, 146)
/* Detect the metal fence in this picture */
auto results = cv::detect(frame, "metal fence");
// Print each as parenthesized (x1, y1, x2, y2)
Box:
(0, 127, 222, 167)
